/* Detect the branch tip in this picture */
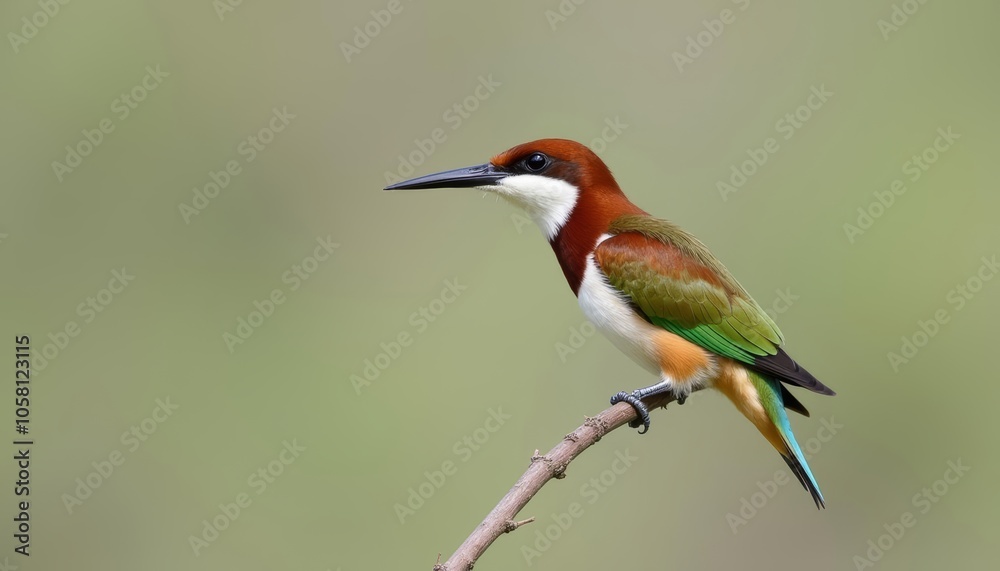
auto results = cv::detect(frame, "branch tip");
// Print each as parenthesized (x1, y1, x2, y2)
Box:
(430, 388, 701, 569)
(503, 517, 536, 533)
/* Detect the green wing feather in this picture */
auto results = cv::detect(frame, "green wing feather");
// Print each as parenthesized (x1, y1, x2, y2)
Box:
(595, 215, 784, 366)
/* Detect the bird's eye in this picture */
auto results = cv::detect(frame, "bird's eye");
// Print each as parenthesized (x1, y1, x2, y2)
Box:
(524, 153, 548, 172)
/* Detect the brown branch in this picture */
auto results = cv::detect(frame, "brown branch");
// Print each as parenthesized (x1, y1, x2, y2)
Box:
(432, 391, 694, 570)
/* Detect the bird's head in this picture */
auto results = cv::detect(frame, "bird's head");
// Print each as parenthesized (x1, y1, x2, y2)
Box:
(384, 138, 629, 239)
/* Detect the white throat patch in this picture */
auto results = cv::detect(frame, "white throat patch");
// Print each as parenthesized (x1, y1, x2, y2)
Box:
(483, 174, 579, 240)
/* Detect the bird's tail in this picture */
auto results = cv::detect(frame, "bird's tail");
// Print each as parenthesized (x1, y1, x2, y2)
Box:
(744, 370, 826, 509)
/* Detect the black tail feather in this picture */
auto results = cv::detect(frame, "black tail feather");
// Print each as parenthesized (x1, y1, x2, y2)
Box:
(751, 348, 836, 396)
(780, 454, 825, 509)
(779, 384, 810, 417)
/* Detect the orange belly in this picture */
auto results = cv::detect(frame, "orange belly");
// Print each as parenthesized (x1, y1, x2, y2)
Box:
(651, 328, 717, 386)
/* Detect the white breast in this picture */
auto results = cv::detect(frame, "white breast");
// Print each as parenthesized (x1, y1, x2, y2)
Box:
(577, 254, 664, 376)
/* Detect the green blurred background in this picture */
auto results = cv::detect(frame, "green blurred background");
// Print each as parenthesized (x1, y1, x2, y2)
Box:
(2, 1, 998, 569)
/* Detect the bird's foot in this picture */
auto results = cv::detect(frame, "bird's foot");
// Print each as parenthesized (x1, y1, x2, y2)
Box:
(610, 391, 651, 434)
(677, 394, 687, 405)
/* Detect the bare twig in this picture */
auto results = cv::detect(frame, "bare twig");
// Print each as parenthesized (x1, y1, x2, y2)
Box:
(431, 391, 692, 570)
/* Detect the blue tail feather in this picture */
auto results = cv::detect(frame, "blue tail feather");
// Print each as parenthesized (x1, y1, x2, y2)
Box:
(756, 374, 826, 509)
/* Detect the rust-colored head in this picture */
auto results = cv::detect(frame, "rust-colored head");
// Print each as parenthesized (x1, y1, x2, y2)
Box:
(489, 138, 624, 198)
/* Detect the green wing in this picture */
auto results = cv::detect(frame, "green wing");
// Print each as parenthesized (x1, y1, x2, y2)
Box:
(594, 215, 784, 365)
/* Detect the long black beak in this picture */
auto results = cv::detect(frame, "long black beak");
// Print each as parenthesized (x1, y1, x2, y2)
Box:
(383, 163, 507, 191)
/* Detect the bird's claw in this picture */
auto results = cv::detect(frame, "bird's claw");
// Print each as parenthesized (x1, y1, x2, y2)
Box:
(610, 391, 651, 434)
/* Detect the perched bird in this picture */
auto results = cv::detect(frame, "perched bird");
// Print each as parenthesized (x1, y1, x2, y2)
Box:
(385, 139, 835, 508)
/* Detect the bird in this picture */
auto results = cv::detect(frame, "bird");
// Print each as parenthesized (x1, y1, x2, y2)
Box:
(384, 138, 835, 508)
